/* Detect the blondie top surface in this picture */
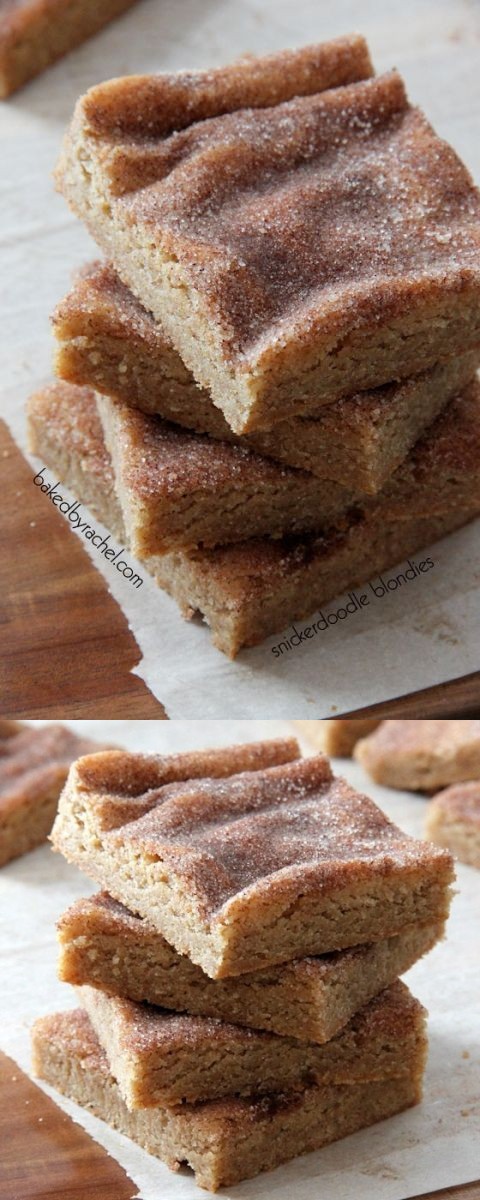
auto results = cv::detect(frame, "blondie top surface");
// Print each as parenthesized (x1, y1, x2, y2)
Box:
(32, 1009, 421, 1192)
(53, 737, 300, 832)
(57, 41, 480, 432)
(0, 722, 108, 808)
(96, 755, 452, 916)
(355, 720, 480, 791)
(77, 979, 427, 1107)
(72, 35, 373, 143)
(58, 891, 443, 1044)
(28, 380, 117, 485)
(53, 262, 480, 494)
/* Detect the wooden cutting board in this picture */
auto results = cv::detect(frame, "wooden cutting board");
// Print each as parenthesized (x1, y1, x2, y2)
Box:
(1, 420, 165, 718)
(2, 419, 479, 719)
(0, 1050, 136, 1200)
(1, 1051, 478, 1200)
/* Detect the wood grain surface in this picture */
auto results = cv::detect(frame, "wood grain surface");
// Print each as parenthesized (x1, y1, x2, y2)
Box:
(0, 1050, 136, 1200)
(345, 673, 480, 718)
(0, 1051, 477, 1200)
(2, 420, 479, 719)
(1, 421, 166, 719)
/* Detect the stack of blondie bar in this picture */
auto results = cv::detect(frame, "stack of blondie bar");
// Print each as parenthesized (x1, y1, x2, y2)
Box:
(27, 34, 480, 655)
(32, 737, 454, 1189)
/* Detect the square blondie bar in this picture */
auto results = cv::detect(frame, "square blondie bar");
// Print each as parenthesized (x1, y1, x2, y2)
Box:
(96, 390, 362, 555)
(0, 0, 138, 98)
(56, 41, 480, 433)
(0, 722, 110, 868)
(32, 1009, 423, 1190)
(27, 381, 480, 657)
(355, 720, 480, 791)
(58, 892, 442, 1044)
(52, 262, 479, 493)
(51, 748, 454, 978)
(78, 980, 427, 1108)
(96, 378, 480, 556)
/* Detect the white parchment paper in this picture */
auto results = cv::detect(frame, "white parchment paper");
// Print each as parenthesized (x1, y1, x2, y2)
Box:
(0, 719, 479, 1199)
(1, 0, 480, 716)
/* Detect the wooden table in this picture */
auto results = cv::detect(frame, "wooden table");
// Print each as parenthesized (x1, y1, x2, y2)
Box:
(1, 1052, 477, 1200)
(0, 1051, 136, 1200)
(1, 422, 166, 718)
(2, 422, 479, 719)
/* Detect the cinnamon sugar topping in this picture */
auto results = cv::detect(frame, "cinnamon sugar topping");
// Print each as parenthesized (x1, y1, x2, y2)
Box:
(103, 70, 480, 363)
(109, 756, 450, 916)
(0, 723, 108, 803)
(71, 738, 300, 831)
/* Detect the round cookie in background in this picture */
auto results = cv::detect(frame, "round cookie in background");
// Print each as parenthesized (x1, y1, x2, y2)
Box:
(425, 781, 480, 869)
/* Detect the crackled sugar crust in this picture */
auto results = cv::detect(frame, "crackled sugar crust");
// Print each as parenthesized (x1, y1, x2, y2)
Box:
(51, 750, 454, 979)
(52, 734, 300, 830)
(52, 262, 480, 494)
(59, 892, 443, 1044)
(0, 722, 110, 868)
(52, 737, 300, 833)
(425, 782, 480, 869)
(355, 720, 480, 792)
(78, 979, 427, 1109)
(0, 0, 139, 98)
(27, 381, 480, 657)
(56, 41, 480, 433)
(96, 377, 480, 557)
(32, 1009, 423, 1191)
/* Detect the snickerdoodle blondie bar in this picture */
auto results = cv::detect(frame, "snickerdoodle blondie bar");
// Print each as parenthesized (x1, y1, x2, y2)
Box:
(77, 980, 427, 1108)
(51, 748, 454, 977)
(52, 262, 479, 493)
(32, 1009, 423, 1190)
(96, 378, 480, 555)
(0, 0, 138, 98)
(0, 722, 110, 867)
(58, 892, 442, 1044)
(56, 41, 480, 433)
(27, 381, 480, 657)
(355, 721, 480, 791)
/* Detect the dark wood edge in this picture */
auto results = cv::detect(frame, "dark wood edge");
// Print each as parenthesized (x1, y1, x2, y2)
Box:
(342, 671, 480, 718)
